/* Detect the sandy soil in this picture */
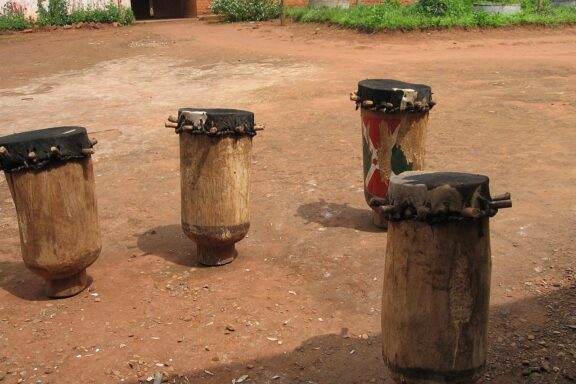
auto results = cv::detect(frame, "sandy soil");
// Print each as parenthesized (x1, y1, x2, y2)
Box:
(0, 20, 575, 384)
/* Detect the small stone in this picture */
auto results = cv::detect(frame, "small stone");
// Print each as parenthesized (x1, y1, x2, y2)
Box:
(361, 334, 369, 340)
(94, 297, 102, 302)
(226, 325, 235, 332)
(246, 365, 254, 369)
(527, 335, 535, 340)
(541, 361, 551, 372)
(44, 367, 53, 374)
(563, 370, 575, 380)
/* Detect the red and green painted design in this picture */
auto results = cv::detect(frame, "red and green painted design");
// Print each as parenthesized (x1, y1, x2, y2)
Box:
(362, 114, 413, 204)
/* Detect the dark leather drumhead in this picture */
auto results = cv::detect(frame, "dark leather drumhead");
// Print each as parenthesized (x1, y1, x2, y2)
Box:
(0, 126, 92, 172)
(386, 171, 493, 222)
(177, 108, 256, 137)
(357, 79, 433, 112)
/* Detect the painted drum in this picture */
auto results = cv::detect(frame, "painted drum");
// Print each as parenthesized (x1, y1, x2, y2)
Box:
(167, 108, 258, 266)
(379, 171, 511, 384)
(0, 127, 101, 298)
(351, 79, 434, 228)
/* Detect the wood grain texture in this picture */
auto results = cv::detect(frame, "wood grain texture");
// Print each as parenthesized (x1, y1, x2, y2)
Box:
(180, 134, 252, 265)
(5, 158, 101, 297)
(382, 219, 491, 384)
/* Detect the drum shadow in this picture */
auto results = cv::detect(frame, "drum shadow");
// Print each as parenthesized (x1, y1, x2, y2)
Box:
(120, 286, 573, 384)
(296, 199, 383, 233)
(0, 260, 93, 301)
(135, 224, 200, 267)
(124, 330, 389, 384)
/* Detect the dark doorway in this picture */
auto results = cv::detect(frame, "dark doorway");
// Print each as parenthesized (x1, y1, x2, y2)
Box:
(130, 0, 197, 20)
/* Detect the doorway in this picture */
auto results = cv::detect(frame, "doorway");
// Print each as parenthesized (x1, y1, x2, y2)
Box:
(130, 0, 197, 20)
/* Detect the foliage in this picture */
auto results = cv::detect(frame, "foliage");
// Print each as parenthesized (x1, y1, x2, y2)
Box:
(0, 1, 31, 30)
(69, 4, 135, 24)
(287, 0, 576, 32)
(37, 0, 69, 25)
(210, 0, 281, 21)
(0, 0, 133, 30)
(416, 0, 449, 16)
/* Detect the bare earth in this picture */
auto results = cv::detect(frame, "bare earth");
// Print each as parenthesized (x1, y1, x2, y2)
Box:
(0, 20, 575, 384)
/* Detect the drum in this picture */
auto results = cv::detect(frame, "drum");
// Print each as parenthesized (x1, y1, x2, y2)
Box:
(0, 127, 101, 298)
(379, 171, 511, 384)
(351, 79, 434, 228)
(166, 108, 258, 266)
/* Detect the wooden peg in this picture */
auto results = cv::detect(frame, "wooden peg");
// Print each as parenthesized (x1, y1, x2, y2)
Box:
(461, 207, 482, 218)
(491, 192, 511, 201)
(165, 121, 178, 128)
(50, 146, 60, 155)
(489, 200, 512, 209)
(350, 92, 360, 101)
(209, 127, 218, 134)
(416, 206, 430, 218)
(28, 151, 37, 160)
(82, 148, 95, 156)
(369, 197, 387, 207)
(254, 124, 265, 131)
(362, 100, 374, 107)
(378, 205, 396, 215)
(235, 126, 245, 133)
(168, 115, 178, 123)
(181, 125, 193, 131)
(89, 138, 98, 146)
(0, 146, 8, 157)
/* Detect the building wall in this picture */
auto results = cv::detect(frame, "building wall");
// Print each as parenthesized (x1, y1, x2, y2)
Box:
(1, 0, 131, 19)
(2, 0, 414, 21)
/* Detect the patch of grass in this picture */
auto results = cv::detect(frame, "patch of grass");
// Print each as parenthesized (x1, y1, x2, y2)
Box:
(69, 4, 135, 25)
(287, 0, 576, 32)
(37, 0, 135, 26)
(0, 0, 134, 31)
(210, 0, 281, 21)
(0, 1, 32, 30)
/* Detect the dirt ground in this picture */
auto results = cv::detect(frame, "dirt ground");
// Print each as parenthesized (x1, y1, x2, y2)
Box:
(0, 20, 575, 384)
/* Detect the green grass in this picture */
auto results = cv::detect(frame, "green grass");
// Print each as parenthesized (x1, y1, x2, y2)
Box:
(286, 0, 576, 32)
(0, 12, 31, 30)
(0, 0, 134, 31)
(0, 1, 32, 30)
(68, 4, 135, 25)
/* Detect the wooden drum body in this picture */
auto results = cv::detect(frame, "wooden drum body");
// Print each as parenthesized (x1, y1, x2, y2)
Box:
(379, 171, 511, 384)
(171, 108, 256, 266)
(0, 127, 100, 298)
(352, 79, 434, 228)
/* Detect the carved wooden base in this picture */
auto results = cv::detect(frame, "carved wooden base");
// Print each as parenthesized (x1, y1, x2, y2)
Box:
(197, 244, 237, 266)
(45, 269, 89, 298)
